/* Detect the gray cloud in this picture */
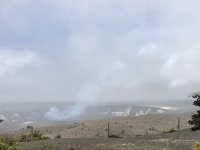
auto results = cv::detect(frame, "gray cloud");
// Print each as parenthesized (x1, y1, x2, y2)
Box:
(0, 0, 200, 102)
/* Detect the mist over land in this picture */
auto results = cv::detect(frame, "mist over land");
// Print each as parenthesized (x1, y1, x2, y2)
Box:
(0, 99, 196, 134)
(0, 1, 200, 149)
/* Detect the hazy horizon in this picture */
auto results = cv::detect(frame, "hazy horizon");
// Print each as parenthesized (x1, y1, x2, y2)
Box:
(0, 0, 200, 103)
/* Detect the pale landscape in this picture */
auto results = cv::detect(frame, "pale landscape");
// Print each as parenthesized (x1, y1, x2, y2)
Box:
(0, 0, 200, 149)
(0, 102, 199, 150)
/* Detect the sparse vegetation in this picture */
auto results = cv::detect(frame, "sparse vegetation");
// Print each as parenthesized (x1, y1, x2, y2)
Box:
(0, 113, 198, 149)
(148, 127, 156, 131)
(0, 136, 17, 150)
(108, 134, 121, 138)
(19, 134, 32, 142)
(192, 141, 200, 150)
(54, 133, 61, 139)
(163, 128, 176, 133)
(168, 128, 176, 133)
(0, 130, 50, 150)
(0, 142, 12, 150)
(19, 130, 49, 142)
(36, 144, 52, 150)
(189, 92, 200, 131)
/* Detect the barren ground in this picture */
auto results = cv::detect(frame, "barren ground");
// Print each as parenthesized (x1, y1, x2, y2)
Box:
(10, 113, 200, 149)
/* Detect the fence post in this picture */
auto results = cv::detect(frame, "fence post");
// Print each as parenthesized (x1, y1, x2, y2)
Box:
(177, 117, 180, 131)
(108, 122, 110, 137)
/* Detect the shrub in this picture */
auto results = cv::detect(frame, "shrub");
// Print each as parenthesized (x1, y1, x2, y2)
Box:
(148, 127, 156, 131)
(19, 130, 49, 142)
(54, 134, 61, 139)
(0, 142, 10, 150)
(33, 130, 42, 139)
(163, 128, 176, 133)
(19, 134, 32, 142)
(189, 92, 200, 131)
(36, 145, 52, 150)
(108, 134, 121, 138)
(192, 141, 200, 150)
(0, 137, 17, 150)
(0, 137, 17, 147)
(168, 128, 176, 133)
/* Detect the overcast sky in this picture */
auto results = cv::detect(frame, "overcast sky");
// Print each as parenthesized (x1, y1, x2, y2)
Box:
(0, 0, 200, 103)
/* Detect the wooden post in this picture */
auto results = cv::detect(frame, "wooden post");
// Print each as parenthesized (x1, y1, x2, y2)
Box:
(27, 125, 34, 139)
(177, 117, 180, 131)
(108, 122, 110, 137)
(31, 126, 33, 137)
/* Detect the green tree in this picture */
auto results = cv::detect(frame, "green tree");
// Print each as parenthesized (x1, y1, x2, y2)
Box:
(188, 92, 200, 131)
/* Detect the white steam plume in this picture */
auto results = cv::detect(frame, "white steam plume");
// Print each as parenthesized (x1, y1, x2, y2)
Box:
(45, 84, 100, 121)
(45, 61, 127, 121)
(45, 105, 85, 121)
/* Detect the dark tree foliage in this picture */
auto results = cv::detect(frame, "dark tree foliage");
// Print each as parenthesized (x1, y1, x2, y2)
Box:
(188, 92, 200, 131)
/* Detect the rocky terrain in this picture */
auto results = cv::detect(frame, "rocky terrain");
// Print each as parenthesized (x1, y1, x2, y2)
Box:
(16, 129, 200, 150)
(11, 113, 200, 150)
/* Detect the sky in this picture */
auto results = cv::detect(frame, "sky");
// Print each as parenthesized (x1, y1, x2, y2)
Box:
(0, 0, 200, 103)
